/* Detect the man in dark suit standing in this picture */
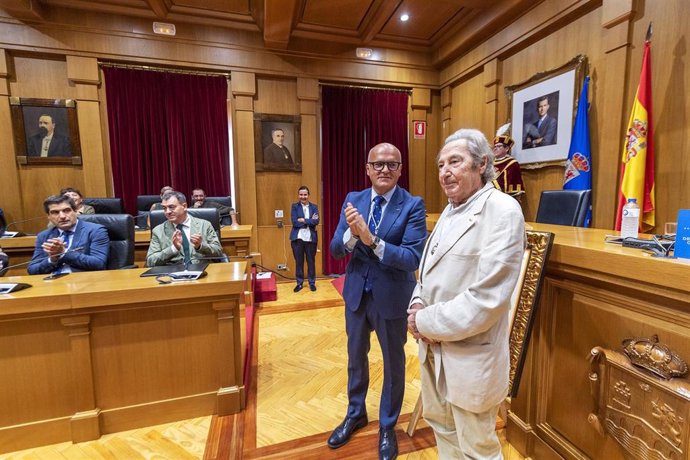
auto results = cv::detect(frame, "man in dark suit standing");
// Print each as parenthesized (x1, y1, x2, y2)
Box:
(28, 114, 73, 157)
(329, 143, 427, 459)
(290, 185, 319, 292)
(28, 195, 109, 275)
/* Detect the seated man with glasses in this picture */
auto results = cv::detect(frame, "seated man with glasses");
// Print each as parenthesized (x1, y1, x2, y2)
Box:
(146, 191, 223, 267)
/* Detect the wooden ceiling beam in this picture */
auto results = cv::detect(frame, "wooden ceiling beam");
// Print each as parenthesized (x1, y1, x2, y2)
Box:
(361, 0, 402, 44)
(0, 0, 45, 21)
(146, 0, 170, 19)
(263, 0, 299, 49)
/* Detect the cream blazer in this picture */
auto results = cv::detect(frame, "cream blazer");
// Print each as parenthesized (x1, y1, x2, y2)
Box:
(413, 184, 525, 413)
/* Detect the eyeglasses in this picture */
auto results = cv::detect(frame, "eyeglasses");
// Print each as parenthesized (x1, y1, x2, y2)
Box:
(368, 161, 401, 171)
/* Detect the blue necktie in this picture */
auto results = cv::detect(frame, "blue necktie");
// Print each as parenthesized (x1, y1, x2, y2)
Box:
(176, 224, 191, 265)
(369, 195, 385, 235)
(62, 230, 73, 250)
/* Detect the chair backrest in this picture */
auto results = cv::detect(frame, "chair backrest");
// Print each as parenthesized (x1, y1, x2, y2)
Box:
(82, 197, 124, 215)
(135, 195, 162, 229)
(78, 214, 135, 269)
(149, 208, 222, 241)
(535, 189, 591, 227)
(0, 208, 6, 237)
(508, 230, 554, 397)
(205, 196, 233, 225)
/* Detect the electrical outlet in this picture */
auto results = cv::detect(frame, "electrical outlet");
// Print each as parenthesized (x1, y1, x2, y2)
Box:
(274, 210, 284, 218)
(277, 220, 283, 228)
(277, 264, 288, 270)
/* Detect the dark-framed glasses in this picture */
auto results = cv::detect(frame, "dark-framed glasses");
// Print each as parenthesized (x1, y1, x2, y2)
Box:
(368, 161, 401, 171)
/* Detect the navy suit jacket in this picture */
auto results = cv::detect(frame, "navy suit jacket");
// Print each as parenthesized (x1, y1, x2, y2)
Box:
(27, 220, 109, 274)
(330, 187, 427, 319)
(290, 202, 319, 244)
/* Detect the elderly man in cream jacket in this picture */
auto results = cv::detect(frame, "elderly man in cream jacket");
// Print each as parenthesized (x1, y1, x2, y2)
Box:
(407, 128, 525, 459)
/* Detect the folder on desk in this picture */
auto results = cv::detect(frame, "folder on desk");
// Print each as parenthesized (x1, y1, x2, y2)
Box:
(140, 261, 210, 277)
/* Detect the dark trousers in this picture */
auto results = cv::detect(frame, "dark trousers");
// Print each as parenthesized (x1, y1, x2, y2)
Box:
(291, 239, 316, 286)
(345, 291, 407, 429)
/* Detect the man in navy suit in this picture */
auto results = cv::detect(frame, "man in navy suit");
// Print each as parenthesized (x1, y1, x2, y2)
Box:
(290, 185, 319, 292)
(523, 95, 558, 149)
(28, 195, 109, 275)
(329, 143, 427, 459)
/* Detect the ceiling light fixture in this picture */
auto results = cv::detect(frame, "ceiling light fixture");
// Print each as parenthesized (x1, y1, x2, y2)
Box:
(356, 48, 373, 59)
(153, 22, 176, 36)
(400, 14, 409, 22)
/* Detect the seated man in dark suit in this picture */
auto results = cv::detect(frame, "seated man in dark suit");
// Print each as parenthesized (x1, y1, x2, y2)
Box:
(191, 188, 235, 221)
(27, 114, 73, 157)
(146, 191, 223, 267)
(27, 195, 109, 275)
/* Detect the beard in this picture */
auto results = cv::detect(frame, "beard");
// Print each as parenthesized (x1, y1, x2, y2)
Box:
(38, 127, 48, 137)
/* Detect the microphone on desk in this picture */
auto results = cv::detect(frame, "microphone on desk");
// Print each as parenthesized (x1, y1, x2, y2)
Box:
(2, 215, 47, 238)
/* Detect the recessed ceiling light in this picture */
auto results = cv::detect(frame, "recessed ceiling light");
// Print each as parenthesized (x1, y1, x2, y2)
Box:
(400, 14, 409, 22)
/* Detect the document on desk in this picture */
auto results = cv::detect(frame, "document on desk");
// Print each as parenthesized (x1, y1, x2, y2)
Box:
(256, 272, 272, 280)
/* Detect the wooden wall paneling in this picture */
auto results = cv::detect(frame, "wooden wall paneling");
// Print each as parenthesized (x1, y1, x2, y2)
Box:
(423, 91, 443, 213)
(594, 2, 635, 229)
(97, 68, 114, 195)
(450, 71, 489, 135)
(296, 77, 324, 278)
(67, 56, 107, 197)
(213, 299, 244, 414)
(230, 71, 258, 252)
(0, 48, 25, 225)
(410, 88, 430, 200)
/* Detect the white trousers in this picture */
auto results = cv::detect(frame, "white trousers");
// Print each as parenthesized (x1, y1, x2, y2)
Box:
(421, 349, 503, 459)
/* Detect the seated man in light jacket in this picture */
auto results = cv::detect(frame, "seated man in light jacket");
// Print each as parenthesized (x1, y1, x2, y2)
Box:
(28, 194, 109, 275)
(146, 191, 223, 267)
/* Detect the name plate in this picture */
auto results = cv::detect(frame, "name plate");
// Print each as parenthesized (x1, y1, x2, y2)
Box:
(675, 209, 690, 259)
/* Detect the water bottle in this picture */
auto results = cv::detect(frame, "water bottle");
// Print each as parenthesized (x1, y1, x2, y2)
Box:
(621, 198, 640, 239)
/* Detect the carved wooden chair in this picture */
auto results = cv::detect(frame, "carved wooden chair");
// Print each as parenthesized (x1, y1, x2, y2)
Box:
(406, 230, 554, 436)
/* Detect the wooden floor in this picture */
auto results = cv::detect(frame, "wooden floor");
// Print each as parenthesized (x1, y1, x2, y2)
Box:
(0, 278, 526, 459)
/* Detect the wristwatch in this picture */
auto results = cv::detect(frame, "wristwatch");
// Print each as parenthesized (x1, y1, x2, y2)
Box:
(369, 236, 380, 250)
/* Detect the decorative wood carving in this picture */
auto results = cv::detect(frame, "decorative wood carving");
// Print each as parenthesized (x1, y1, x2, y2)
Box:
(588, 347, 690, 459)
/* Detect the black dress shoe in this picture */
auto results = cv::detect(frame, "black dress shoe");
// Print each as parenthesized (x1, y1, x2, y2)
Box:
(327, 415, 368, 449)
(293, 285, 303, 292)
(378, 427, 398, 460)
(309, 284, 317, 291)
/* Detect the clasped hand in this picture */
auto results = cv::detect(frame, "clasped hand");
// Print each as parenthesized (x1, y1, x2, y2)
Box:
(172, 230, 202, 251)
(43, 238, 67, 262)
(344, 203, 374, 246)
(407, 302, 436, 344)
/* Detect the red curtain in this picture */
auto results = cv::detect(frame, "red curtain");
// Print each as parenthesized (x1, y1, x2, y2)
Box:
(321, 86, 409, 275)
(103, 67, 230, 214)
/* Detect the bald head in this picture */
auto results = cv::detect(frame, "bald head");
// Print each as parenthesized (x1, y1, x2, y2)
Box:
(366, 142, 403, 195)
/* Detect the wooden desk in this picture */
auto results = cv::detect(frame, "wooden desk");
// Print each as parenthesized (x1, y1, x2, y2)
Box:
(1, 224, 252, 277)
(506, 224, 690, 460)
(0, 263, 246, 453)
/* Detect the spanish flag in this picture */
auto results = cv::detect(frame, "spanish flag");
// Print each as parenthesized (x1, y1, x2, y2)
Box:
(615, 27, 655, 231)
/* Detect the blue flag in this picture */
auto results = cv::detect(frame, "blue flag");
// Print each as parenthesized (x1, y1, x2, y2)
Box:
(563, 75, 592, 226)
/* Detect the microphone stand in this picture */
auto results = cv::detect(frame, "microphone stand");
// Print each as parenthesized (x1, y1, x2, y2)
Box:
(0, 247, 84, 293)
(2, 215, 47, 238)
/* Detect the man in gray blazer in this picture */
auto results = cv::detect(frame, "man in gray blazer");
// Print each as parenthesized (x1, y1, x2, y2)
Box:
(146, 191, 223, 267)
(407, 129, 525, 458)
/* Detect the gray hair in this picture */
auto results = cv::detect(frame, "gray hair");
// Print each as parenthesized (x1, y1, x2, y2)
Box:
(161, 190, 187, 205)
(441, 128, 496, 183)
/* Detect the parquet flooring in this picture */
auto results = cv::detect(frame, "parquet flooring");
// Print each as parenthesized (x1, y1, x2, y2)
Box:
(1, 279, 525, 459)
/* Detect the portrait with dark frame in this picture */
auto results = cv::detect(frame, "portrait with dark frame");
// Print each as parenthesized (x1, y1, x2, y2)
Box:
(10, 97, 82, 165)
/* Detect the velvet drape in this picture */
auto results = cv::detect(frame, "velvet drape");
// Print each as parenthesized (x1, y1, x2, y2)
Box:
(321, 86, 409, 275)
(103, 67, 230, 214)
